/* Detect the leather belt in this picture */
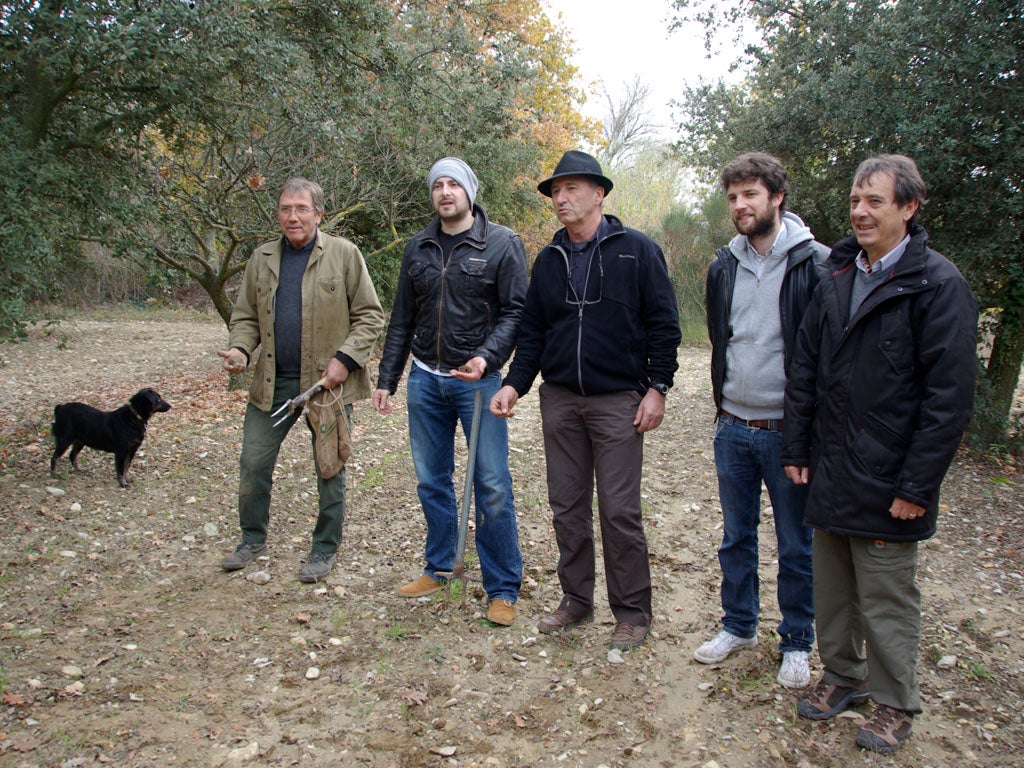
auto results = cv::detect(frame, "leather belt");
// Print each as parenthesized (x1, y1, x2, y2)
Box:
(719, 409, 783, 432)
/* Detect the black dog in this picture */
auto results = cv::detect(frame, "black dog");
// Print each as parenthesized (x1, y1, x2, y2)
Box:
(51, 387, 171, 488)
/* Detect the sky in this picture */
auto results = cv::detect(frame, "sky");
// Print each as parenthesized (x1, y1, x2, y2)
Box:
(542, 0, 742, 141)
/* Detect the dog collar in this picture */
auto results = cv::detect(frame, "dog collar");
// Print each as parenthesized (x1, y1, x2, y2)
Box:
(128, 403, 147, 430)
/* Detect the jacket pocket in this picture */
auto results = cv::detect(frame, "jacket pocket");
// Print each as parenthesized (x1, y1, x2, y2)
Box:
(850, 427, 904, 479)
(256, 278, 275, 317)
(878, 309, 914, 374)
(865, 411, 911, 449)
(458, 257, 490, 297)
(601, 253, 640, 310)
(316, 266, 347, 296)
(409, 260, 436, 294)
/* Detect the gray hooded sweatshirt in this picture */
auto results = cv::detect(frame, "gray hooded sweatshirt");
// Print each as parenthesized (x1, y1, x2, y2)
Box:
(721, 211, 816, 420)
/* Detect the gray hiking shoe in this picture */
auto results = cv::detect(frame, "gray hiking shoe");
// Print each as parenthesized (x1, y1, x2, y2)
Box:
(298, 551, 336, 583)
(222, 542, 267, 571)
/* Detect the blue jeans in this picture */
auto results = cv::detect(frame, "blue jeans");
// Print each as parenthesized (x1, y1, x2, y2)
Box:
(713, 415, 814, 652)
(407, 365, 521, 602)
(238, 378, 349, 554)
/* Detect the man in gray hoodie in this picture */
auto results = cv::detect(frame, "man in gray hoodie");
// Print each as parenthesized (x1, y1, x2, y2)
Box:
(695, 152, 828, 688)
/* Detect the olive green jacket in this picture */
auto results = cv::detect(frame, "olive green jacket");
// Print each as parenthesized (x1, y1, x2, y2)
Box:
(228, 230, 385, 411)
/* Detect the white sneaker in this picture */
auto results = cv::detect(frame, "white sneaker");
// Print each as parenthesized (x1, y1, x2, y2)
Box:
(777, 650, 811, 688)
(693, 630, 757, 664)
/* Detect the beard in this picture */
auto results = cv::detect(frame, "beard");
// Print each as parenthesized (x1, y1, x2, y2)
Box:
(734, 207, 778, 240)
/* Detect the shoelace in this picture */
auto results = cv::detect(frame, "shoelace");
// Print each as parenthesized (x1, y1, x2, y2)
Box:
(869, 705, 905, 732)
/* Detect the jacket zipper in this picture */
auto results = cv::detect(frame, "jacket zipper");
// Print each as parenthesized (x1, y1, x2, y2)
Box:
(560, 241, 600, 396)
(431, 240, 450, 365)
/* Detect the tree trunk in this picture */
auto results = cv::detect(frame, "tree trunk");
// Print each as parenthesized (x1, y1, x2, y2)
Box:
(972, 300, 1024, 447)
(194, 275, 235, 329)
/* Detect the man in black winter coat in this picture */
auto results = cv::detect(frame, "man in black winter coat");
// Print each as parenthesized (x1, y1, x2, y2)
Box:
(783, 155, 977, 754)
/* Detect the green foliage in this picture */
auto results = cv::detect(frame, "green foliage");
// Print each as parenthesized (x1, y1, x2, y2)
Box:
(384, 620, 410, 641)
(659, 191, 734, 344)
(603, 144, 690, 237)
(673, 0, 1024, 443)
(968, 663, 993, 681)
(0, 0, 258, 335)
(0, 0, 587, 335)
(969, 350, 1024, 453)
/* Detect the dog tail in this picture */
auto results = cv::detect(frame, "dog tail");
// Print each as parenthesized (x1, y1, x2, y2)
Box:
(51, 403, 71, 436)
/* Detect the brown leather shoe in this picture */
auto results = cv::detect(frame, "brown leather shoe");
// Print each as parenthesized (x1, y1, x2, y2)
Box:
(797, 679, 871, 720)
(487, 599, 516, 626)
(398, 575, 444, 597)
(537, 607, 593, 635)
(609, 622, 648, 650)
(856, 704, 914, 753)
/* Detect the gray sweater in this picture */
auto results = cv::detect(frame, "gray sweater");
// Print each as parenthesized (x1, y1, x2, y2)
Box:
(721, 213, 817, 420)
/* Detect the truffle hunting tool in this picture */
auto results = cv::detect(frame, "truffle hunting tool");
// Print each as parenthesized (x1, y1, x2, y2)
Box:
(435, 388, 484, 604)
(271, 376, 326, 428)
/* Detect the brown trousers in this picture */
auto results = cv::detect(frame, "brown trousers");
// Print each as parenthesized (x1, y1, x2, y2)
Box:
(539, 383, 652, 626)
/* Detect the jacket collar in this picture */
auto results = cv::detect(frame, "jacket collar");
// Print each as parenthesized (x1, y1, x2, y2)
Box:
(550, 213, 625, 251)
(826, 225, 932, 333)
(423, 203, 490, 249)
(830, 224, 929, 279)
(257, 230, 325, 275)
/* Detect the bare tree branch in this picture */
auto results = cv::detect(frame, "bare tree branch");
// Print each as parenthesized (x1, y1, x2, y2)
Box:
(599, 76, 658, 165)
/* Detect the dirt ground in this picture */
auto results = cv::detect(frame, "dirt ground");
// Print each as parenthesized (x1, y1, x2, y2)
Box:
(0, 309, 1021, 768)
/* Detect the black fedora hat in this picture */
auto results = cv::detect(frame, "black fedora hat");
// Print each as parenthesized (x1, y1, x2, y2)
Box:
(537, 150, 614, 197)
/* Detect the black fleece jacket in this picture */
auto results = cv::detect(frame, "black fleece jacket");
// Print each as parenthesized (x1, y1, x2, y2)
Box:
(503, 214, 681, 397)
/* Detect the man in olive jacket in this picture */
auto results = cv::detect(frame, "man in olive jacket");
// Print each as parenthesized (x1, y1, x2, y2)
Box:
(218, 177, 384, 583)
(783, 155, 977, 754)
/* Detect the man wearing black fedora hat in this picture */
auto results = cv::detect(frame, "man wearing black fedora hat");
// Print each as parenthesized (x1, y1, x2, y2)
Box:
(491, 150, 681, 651)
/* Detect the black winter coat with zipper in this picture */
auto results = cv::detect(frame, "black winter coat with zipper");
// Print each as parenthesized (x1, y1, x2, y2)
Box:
(782, 225, 978, 541)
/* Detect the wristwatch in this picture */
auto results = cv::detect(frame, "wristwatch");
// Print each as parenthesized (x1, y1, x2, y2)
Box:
(649, 382, 670, 396)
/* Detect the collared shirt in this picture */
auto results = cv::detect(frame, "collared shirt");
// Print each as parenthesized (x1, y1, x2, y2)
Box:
(849, 234, 911, 320)
(741, 220, 788, 280)
(855, 234, 911, 275)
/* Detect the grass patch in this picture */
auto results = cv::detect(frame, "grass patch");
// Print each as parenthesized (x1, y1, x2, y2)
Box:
(358, 452, 404, 489)
(384, 620, 410, 641)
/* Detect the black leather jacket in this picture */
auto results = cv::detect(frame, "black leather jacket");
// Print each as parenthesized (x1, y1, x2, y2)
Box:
(377, 205, 528, 393)
(706, 239, 829, 411)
